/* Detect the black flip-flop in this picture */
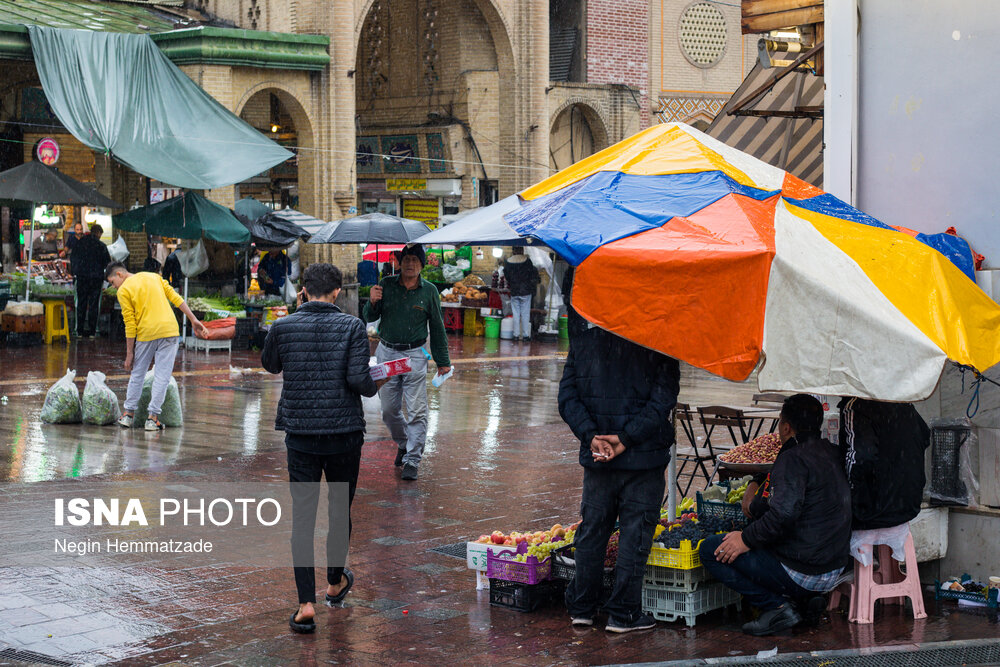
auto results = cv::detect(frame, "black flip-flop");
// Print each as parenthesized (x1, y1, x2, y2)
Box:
(325, 568, 355, 605)
(289, 610, 316, 634)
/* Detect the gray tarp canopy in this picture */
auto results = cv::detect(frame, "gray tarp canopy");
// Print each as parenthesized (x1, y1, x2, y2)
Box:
(27, 26, 292, 190)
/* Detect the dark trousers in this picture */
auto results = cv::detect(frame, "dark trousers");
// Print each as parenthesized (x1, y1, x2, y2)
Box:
(76, 276, 103, 335)
(698, 533, 810, 610)
(565, 465, 665, 622)
(287, 434, 362, 604)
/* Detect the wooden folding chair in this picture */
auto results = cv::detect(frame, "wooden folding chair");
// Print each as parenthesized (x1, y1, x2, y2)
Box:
(697, 406, 756, 485)
(673, 403, 714, 498)
(752, 392, 787, 406)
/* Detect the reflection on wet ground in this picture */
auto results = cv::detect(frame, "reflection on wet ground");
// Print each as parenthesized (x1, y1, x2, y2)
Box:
(1, 335, 995, 665)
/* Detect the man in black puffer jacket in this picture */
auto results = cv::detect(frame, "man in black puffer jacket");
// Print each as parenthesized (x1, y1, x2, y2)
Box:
(262, 263, 380, 634)
(700, 394, 851, 636)
(559, 307, 680, 633)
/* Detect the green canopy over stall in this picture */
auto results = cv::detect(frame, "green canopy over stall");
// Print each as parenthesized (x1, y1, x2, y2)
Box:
(113, 191, 249, 244)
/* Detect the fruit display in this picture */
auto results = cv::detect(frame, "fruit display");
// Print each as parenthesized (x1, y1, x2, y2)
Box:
(463, 274, 485, 287)
(719, 432, 782, 465)
(700, 476, 753, 504)
(476, 521, 581, 563)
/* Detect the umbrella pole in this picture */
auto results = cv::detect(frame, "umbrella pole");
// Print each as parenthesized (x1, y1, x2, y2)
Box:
(183, 276, 188, 340)
(667, 442, 677, 519)
(24, 202, 35, 301)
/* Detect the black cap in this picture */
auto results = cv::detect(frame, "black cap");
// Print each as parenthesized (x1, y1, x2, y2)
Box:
(400, 244, 426, 267)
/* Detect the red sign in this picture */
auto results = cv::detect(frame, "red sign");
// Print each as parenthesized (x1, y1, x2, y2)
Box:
(35, 137, 60, 165)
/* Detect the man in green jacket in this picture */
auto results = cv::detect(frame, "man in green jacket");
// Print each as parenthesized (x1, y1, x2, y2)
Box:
(363, 244, 451, 480)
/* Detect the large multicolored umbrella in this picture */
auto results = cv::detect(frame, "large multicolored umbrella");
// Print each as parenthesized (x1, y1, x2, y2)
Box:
(422, 123, 1000, 401)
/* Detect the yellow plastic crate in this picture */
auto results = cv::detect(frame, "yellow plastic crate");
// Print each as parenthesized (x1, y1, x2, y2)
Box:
(646, 538, 704, 570)
(463, 308, 485, 336)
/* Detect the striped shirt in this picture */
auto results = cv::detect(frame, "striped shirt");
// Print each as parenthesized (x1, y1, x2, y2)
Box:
(783, 564, 844, 592)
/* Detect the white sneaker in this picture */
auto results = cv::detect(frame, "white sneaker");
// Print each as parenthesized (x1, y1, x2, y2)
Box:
(144, 416, 164, 431)
(571, 617, 594, 627)
(117, 413, 134, 428)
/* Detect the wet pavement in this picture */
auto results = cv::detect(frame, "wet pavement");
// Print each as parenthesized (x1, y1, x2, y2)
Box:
(1, 335, 998, 665)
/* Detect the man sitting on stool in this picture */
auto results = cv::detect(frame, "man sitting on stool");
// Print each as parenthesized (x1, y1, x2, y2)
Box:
(699, 394, 852, 636)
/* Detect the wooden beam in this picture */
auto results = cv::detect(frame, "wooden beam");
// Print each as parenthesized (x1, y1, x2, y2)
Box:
(728, 41, 824, 114)
(814, 21, 825, 76)
(732, 109, 823, 118)
(742, 7, 824, 34)
(742, 0, 822, 17)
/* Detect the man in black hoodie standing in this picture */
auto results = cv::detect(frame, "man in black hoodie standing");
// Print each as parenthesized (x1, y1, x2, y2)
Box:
(262, 263, 383, 634)
(700, 394, 851, 636)
(558, 307, 680, 633)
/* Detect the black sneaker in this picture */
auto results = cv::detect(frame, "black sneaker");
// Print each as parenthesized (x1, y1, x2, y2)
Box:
(741, 604, 801, 636)
(394, 448, 405, 467)
(401, 463, 418, 481)
(605, 613, 656, 633)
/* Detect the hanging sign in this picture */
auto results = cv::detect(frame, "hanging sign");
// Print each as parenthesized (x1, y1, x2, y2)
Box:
(386, 178, 427, 191)
(35, 137, 60, 165)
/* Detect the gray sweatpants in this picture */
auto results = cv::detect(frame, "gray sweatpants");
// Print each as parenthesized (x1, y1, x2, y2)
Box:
(376, 342, 429, 466)
(123, 337, 180, 416)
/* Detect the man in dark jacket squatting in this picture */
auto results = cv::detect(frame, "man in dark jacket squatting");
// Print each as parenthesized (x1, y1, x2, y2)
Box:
(262, 263, 383, 634)
(559, 308, 680, 633)
(700, 394, 852, 636)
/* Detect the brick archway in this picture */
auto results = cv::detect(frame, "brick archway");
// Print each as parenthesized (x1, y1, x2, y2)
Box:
(353, 0, 528, 194)
(235, 83, 316, 217)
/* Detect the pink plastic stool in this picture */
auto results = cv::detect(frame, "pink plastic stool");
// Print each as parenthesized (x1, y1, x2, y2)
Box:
(828, 532, 926, 624)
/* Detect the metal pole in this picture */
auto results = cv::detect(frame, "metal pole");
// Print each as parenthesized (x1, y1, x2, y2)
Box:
(667, 441, 677, 520)
(183, 275, 188, 340)
(24, 202, 35, 301)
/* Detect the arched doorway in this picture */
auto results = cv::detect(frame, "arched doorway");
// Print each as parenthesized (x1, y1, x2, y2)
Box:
(236, 87, 315, 216)
(549, 103, 608, 172)
(354, 0, 519, 217)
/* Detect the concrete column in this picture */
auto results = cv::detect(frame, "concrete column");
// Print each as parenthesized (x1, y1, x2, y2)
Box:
(823, 0, 859, 204)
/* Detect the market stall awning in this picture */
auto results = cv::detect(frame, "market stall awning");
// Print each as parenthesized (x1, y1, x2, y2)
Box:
(440, 122, 1000, 401)
(27, 25, 293, 190)
(113, 191, 249, 244)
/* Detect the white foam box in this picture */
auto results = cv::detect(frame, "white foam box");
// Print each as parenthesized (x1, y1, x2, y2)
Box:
(466, 541, 516, 572)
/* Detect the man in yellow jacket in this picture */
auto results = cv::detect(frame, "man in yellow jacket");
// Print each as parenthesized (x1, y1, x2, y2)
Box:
(105, 262, 208, 430)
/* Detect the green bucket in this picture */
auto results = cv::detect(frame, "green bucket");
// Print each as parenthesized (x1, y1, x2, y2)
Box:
(558, 314, 569, 340)
(484, 315, 502, 339)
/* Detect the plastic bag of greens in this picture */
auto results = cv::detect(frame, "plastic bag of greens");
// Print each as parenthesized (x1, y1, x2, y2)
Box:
(133, 371, 183, 427)
(82, 371, 121, 425)
(40, 369, 82, 424)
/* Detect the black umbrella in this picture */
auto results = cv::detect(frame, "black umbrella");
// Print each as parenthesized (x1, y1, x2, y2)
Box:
(0, 160, 121, 299)
(0, 161, 120, 207)
(308, 212, 432, 244)
(235, 210, 312, 248)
